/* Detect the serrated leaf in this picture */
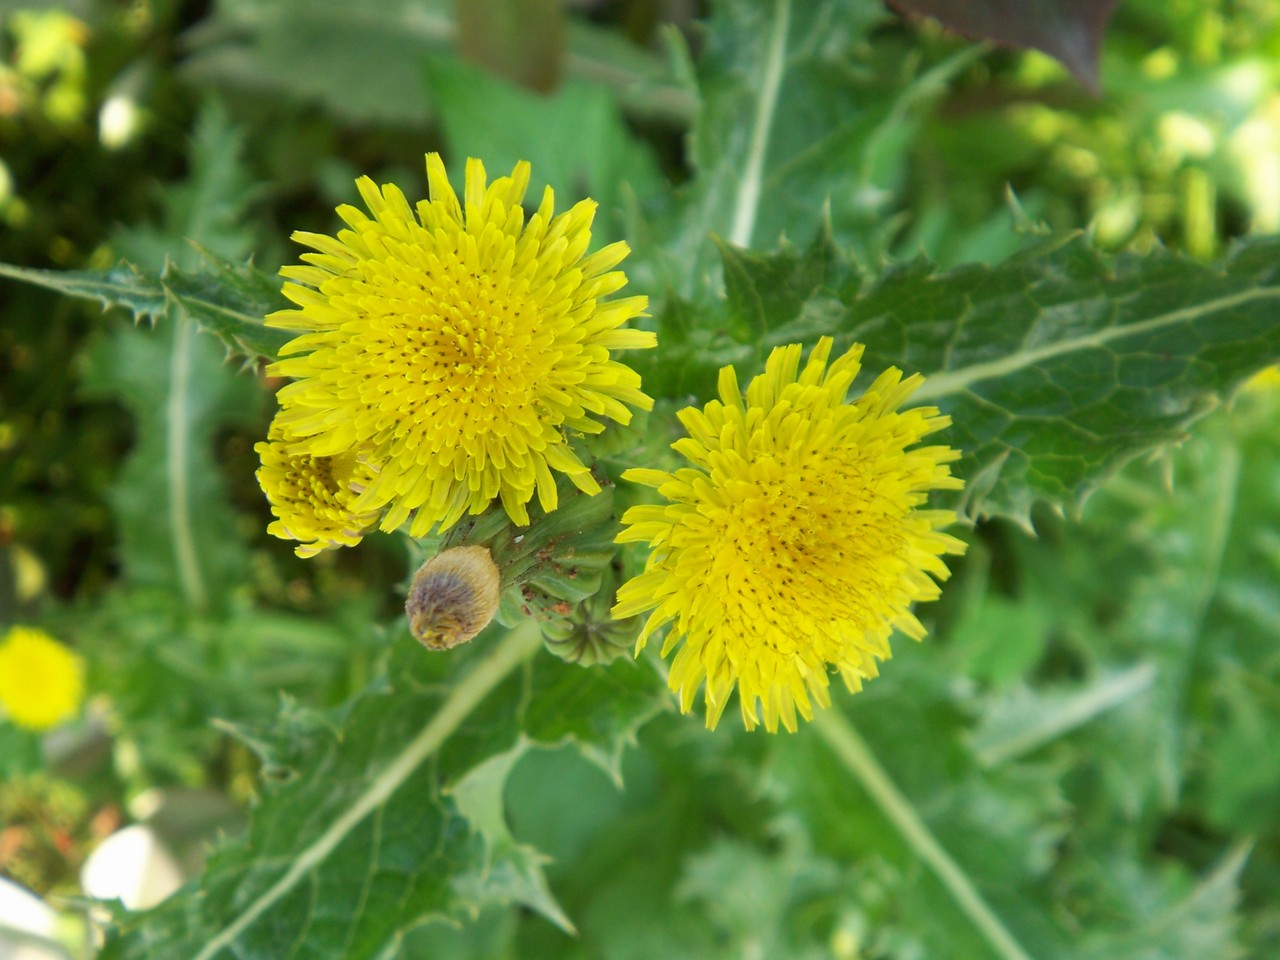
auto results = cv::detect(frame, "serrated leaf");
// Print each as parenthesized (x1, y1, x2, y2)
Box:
(635, 0, 979, 304)
(1074, 844, 1249, 960)
(887, 0, 1120, 91)
(446, 739, 575, 933)
(58, 105, 276, 612)
(518, 654, 669, 784)
(699, 232, 1280, 523)
(783, 697, 1066, 960)
(161, 254, 291, 360)
(968, 663, 1157, 768)
(1051, 389, 1280, 821)
(77, 300, 258, 613)
(99, 626, 543, 960)
(672, 828, 846, 959)
(100, 619, 668, 959)
(0, 102, 287, 363)
(0, 259, 289, 363)
(716, 231, 845, 343)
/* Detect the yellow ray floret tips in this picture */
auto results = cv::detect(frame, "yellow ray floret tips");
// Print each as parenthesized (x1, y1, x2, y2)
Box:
(261, 154, 655, 545)
(613, 337, 966, 733)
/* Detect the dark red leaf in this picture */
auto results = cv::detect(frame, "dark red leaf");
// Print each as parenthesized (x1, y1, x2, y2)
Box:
(887, 0, 1121, 91)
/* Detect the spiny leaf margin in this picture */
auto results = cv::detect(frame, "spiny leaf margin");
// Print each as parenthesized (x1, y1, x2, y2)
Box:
(0, 256, 290, 363)
(690, 231, 1280, 525)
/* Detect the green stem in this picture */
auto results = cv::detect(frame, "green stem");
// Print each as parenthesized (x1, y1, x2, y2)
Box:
(813, 709, 1032, 960)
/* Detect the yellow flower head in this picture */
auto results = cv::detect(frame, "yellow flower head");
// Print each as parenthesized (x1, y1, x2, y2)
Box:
(0, 625, 85, 731)
(613, 338, 966, 733)
(255, 417, 381, 558)
(266, 153, 655, 539)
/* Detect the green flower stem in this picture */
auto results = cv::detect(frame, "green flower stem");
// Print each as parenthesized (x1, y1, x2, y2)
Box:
(191, 620, 545, 960)
(813, 709, 1032, 960)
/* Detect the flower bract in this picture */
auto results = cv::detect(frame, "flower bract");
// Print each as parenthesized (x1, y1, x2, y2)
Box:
(613, 337, 966, 733)
(264, 153, 654, 543)
(0, 625, 85, 731)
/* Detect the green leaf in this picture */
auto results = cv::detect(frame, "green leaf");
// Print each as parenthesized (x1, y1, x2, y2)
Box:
(698, 232, 1280, 524)
(795, 688, 1068, 960)
(162, 254, 291, 361)
(675, 827, 844, 958)
(968, 663, 1157, 768)
(715, 231, 845, 344)
(1203, 668, 1280, 833)
(636, 0, 980, 302)
(98, 625, 541, 960)
(77, 298, 259, 614)
(181, 0, 690, 126)
(55, 104, 280, 613)
(425, 57, 661, 243)
(1074, 844, 1249, 960)
(946, 592, 1053, 689)
(101, 621, 668, 959)
(78, 584, 385, 786)
(517, 654, 670, 784)
(0, 102, 287, 363)
(0, 259, 290, 363)
(447, 739, 575, 933)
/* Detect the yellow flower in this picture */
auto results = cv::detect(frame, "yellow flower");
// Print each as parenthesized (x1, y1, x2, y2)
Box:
(265, 153, 655, 538)
(0, 625, 85, 731)
(613, 338, 966, 733)
(1245, 364, 1280, 391)
(255, 417, 380, 558)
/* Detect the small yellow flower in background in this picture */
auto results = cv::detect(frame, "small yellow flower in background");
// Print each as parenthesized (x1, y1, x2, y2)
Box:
(1245, 364, 1280, 391)
(613, 337, 966, 733)
(263, 153, 655, 546)
(0, 625, 85, 731)
(255, 418, 380, 558)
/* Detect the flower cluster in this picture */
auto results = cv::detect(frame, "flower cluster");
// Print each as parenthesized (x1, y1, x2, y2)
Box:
(258, 154, 654, 553)
(255, 153, 968, 733)
(613, 338, 966, 732)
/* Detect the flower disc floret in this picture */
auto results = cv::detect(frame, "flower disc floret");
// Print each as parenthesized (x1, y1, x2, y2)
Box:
(613, 337, 966, 733)
(0, 625, 85, 731)
(265, 153, 654, 538)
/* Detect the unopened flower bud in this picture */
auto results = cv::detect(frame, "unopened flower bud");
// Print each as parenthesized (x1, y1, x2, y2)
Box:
(406, 546, 502, 650)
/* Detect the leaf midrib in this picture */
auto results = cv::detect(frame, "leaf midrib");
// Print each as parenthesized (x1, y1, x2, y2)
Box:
(188, 623, 544, 960)
(913, 285, 1280, 402)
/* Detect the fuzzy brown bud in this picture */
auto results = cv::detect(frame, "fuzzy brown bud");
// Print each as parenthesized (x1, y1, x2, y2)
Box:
(405, 546, 502, 650)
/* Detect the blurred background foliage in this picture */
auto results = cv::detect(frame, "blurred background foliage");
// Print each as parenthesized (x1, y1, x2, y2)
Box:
(1, 0, 1279, 958)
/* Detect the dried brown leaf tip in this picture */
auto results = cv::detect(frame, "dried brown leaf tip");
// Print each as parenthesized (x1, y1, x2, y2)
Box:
(405, 546, 502, 651)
